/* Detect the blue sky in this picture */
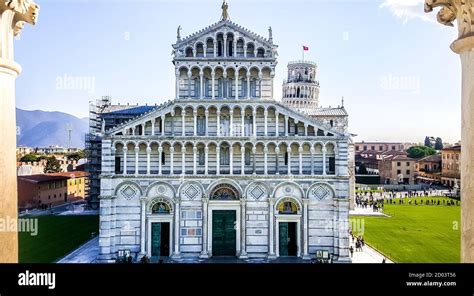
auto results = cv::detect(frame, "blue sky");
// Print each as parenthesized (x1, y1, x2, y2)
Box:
(14, 0, 461, 143)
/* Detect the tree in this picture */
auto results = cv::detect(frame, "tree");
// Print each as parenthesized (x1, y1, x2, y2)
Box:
(358, 163, 368, 175)
(435, 137, 444, 150)
(424, 136, 432, 148)
(20, 154, 38, 162)
(67, 150, 86, 161)
(44, 156, 62, 173)
(407, 146, 436, 159)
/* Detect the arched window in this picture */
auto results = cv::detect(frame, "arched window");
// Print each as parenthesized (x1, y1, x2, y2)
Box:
(196, 43, 204, 57)
(198, 147, 205, 165)
(257, 48, 265, 58)
(185, 47, 193, 57)
(245, 148, 251, 165)
(277, 200, 298, 214)
(152, 202, 171, 214)
(330, 120, 334, 127)
(197, 116, 205, 135)
(210, 184, 240, 200)
(220, 145, 230, 165)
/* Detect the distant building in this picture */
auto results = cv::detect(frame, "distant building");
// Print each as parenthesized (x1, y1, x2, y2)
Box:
(355, 142, 404, 153)
(378, 154, 416, 185)
(18, 171, 89, 210)
(16, 146, 33, 158)
(34, 145, 81, 155)
(17, 160, 79, 176)
(415, 154, 442, 184)
(441, 145, 461, 187)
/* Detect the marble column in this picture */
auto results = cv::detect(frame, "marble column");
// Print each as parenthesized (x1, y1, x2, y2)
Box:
(187, 71, 192, 98)
(200, 198, 210, 258)
(151, 120, 155, 136)
(235, 72, 239, 100)
(322, 147, 327, 176)
(246, 73, 251, 99)
(216, 145, 221, 175)
(193, 110, 198, 136)
(193, 146, 197, 175)
(134, 146, 139, 176)
(285, 116, 289, 136)
(230, 111, 234, 136)
(298, 147, 303, 175)
(170, 147, 174, 175)
(252, 110, 257, 137)
(123, 147, 128, 175)
(181, 149, 186, 175)
(141, 123, 145, 136)
(146, 147, 151, 175)
(229, 146, 234, 175)
(275, 112, 279, 136)
(268, 198, 276, 259)
(175, 69, 180, 99)
(310, 147, 315, 176)
(172, 199, 181, 258)
(287, 147, 292, 175)
(241, 146, 245, 175)
(302, 198, 310, 259)
(264, 110, 268, 136)
(204, 146, 209, 175)
(264, 147, 268, 175)
(217, 110, 221, 137)
(252, 147, 257, 175)
(425, 0, 474, 262)
(161, 116, 165, 136)
(239, 199, 248, 259)
(205, 110, 209, 136)
(182, 109, 186, 136)
(199, 71, 204, 99)
(275, 147, 280, 175)
(158, 146, 163, 175)
(241, 110, 245, 136)
(211, 70, 216, 99)
(139, 197, 147, 256)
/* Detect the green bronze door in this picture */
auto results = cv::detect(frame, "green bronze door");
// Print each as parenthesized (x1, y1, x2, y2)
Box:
(151, 222, 170, 257)
(279, 222, 289, 256)
(279, 222, 297, 256)
(151, 223, 161, 257)
(212, 210, 236, 256)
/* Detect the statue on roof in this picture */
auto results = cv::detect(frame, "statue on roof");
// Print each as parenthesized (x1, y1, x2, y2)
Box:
(177, 25, 182, 41)
(269, 26, 273, 44)
(221, 0, 229, 21)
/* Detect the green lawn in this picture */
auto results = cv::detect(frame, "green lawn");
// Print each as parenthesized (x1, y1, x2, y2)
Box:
(351, 197, 460, 263)
(19, 215, 99, 263)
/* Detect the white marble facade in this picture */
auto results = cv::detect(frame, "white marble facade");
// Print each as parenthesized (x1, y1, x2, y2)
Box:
(98, 12, 351, 263)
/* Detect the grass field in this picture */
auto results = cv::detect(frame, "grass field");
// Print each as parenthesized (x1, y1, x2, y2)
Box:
(19, 215, 99, 263)
(351, 197, 460, 263)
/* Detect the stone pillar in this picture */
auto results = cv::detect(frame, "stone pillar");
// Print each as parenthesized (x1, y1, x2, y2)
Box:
(141, 123, 145, 136)
(199, 71, 204, 100)
(187, 71, 192, 98)
(151, 120, 155, 136)
(204, 146, 209, 175)
(223, 35, 227, 58)
(175, 69, 180, 99)
(246, 73, 251, 99)
(146, 147, 151, 175)
(425, 0, 474, 262)
(322, 146, 327, 176)
(158, 146, 163, 175)
(211, 70, 216, 99)
(170, 147, 174, 175)
(139, 197, 147, 256)
(123, 147, 128, 175)
(229, 146, 234, 175)
(235, 72, 239, 100)
(275, 112, 279, 136)
(264, 147, 268, 175)
(241, 146, 245, 175)
(205, 110, 209, 136)
(268, 198, 276, 259)
(161, 116, 165, 136)
(217, 110, 221, 136)
(244, 45, 247, 58)
(298, 147, 303, 175)
(172, 199, 181, 258)
(181, 149, 186, 175)
(200, 198, 210, 258)
(216, 145, 221, 175)
(134, 146, 139, 176)
(193, 146, 197, 175)
(303, 199, 310, 259)
(287, 147, 292, 175)
(264, 110, 268, 136)
(170, 111, 175, 136)
(310, 147, 315, 176)
(239, 199, 248, 259)
(241, 110, 245, 136)
(182, 109, 186, 136)
(259, 73, 263, 100)
(230, 111, 234, 136)
(304, 123, 308, 137)
(252, 147, 257, 175)
(275, 147, 280, 175)
(285, 116, 289, 136)
(252, 110, 257, 137)
(193, 110, 198, 136)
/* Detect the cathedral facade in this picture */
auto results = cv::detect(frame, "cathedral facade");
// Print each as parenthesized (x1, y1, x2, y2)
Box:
(98, 4, 352, 263)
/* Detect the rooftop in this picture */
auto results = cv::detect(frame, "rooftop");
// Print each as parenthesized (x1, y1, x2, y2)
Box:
(307, 107, 348, 116)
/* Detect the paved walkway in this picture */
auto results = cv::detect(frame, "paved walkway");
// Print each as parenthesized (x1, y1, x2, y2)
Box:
(57, 236, 99, 263)
(349, 238, 393, 263)
(350, 207, 389, 217)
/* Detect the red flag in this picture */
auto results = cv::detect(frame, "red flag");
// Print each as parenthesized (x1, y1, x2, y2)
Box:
(303, 46, 309, 51)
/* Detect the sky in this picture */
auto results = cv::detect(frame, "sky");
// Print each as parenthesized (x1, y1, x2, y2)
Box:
(14, 0, 461, 143)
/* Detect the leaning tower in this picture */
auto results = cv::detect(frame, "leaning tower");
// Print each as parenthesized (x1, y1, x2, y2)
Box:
(282, 60, 320, 114)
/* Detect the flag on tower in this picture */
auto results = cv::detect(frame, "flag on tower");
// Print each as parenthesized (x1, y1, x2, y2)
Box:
(303, 45, 309, 51)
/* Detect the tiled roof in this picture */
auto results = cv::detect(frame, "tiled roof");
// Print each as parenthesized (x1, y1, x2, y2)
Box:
(105, 105, 156, 115)
(418, 154, 442, 163)
(307, 107, 348, 116)
(443, 145, 461, 151)
(18, 174, 69, 183)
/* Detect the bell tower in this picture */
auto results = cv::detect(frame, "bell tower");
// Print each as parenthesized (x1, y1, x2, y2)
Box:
(282, 60, 320, 114)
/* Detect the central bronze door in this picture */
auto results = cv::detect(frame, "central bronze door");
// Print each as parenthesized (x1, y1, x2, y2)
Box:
(279, 222, 297, 256)
(212, 210, 236, 256)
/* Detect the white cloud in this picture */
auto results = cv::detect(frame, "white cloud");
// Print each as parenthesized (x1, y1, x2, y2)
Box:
(380, 0, 436, 23)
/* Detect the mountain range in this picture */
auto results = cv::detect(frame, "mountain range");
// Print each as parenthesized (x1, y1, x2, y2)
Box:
(16, 108, 89, 148)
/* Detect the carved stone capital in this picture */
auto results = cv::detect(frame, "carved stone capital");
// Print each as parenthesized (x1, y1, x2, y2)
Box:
(425, 0, 474, 53)
(1, 0, 40, 35)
